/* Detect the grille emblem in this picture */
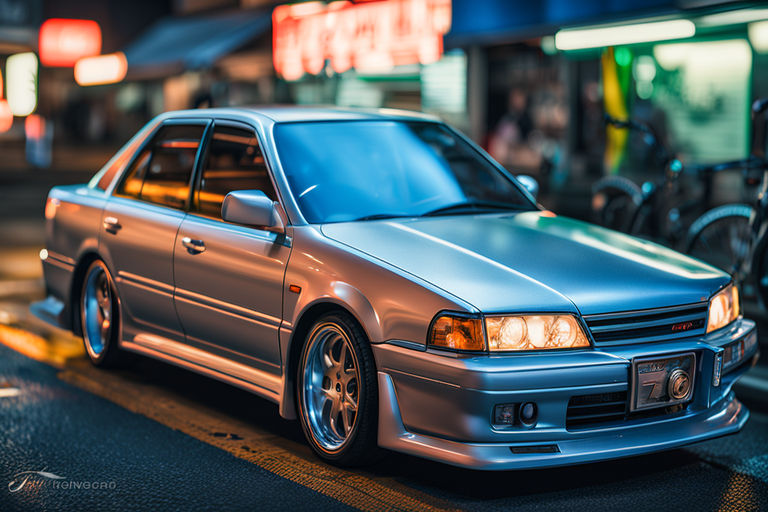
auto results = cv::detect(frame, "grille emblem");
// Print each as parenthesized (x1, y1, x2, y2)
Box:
(671, 321, 695, 332)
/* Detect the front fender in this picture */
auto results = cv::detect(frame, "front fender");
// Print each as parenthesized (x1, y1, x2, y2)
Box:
(277, 226, 472, 419)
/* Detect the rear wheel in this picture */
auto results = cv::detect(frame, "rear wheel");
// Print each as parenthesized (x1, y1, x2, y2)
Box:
(80, 260, 127, 367)
(296, 312, 379, 466)
(685, 204, 753, 274)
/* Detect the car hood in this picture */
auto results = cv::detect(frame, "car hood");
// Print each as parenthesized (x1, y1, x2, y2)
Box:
(320, 211, 729, 315)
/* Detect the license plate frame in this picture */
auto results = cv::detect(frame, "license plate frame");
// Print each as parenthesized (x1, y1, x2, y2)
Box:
(630, 352, 696, 411)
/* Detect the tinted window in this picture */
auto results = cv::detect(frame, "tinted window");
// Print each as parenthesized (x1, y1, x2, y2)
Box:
(194, 126, 276, 219)
(115, 124, 205, 209)
(116, 149, 150, 198)
(274, 121, 535, 223)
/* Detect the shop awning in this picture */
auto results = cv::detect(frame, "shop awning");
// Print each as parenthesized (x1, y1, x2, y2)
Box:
(123, 9, 271, 80)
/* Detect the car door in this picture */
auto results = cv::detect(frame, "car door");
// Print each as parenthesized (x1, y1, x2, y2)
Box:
(173, 122, 290, 374)
(101, 120, 209, 343)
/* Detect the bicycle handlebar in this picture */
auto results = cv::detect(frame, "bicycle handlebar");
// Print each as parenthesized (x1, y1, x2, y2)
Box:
(604, 114, 671, 168)
(686, 155, 768, 175)
(604, 114, 653, 134)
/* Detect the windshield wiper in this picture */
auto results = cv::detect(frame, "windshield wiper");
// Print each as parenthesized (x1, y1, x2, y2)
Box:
(354, 213, 414, 221)
(421, 201, 527, 217)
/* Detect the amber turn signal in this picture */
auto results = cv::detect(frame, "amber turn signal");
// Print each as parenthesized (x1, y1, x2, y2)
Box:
(429, 315, 485, 351)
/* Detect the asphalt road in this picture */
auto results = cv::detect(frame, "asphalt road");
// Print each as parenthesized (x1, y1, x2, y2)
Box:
(0, 285, 767, 511)
(1, 169, 768, 510)
(0, 342, 354, 512)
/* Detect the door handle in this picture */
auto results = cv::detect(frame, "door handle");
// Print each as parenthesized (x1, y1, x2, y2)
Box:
(182, 236, 206, 254)
(103, 216, 121, 234)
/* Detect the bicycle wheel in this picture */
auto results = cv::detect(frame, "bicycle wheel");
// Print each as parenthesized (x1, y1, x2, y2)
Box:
(591, 176, 642, 231)
(685, 204, 753, 274)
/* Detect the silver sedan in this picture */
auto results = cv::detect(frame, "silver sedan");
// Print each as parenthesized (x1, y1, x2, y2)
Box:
(35, 107, 758, 469)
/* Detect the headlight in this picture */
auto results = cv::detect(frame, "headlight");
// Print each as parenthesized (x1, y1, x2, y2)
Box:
(485, 315, 590, 351)
(427, 313, 591, 352)
(707, 284, 740, 333)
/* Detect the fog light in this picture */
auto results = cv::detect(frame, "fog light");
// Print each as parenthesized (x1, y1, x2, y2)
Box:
(493, 404, 516, 425)
(519, 402, 538, 427)
(713, 353, 722, 387)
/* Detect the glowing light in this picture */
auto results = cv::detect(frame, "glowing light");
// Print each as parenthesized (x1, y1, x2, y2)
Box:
(273, 0, 452, 81)
(39, 18, 101, 67)
(25, 114, 45, 140)
(698, 9, 768, 27)
(74, 52, 127, 86)
(0, 100, 12, 133)
(6, 52, 37, 116)
(555, 19, 695, 51)
(749, 21, 768, 53)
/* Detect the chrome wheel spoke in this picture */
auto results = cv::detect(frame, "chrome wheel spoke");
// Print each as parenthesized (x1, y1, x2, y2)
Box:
(327, 395, 342, 438)
(340, 401, 354, 435)
(322, 335, 339, 369)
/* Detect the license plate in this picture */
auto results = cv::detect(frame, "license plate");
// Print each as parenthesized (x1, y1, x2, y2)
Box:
(631, 352, 695, 411)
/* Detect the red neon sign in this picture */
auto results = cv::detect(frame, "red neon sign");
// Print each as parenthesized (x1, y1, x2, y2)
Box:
(39, 19, 102, 67)
(273, 0, 452, 81)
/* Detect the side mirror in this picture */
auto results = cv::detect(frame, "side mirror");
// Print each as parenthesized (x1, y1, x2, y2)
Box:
(516, 174, 539, 200)
(222, 190, 284, 233)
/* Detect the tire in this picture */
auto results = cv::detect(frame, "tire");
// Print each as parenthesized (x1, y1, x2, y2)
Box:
(80, 260, 127, 367)
(296, 311, 379, 466)
(591, 176, 643, 232)
(750, 238, 768, 309)
(685, 204, 753, 274)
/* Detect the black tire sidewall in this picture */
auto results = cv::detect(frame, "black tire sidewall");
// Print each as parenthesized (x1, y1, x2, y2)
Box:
(296, 312, 378, 465)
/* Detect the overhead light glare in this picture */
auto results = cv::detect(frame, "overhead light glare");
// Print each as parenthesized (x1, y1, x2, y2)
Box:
(698, 9, 768, 27)
(75, 52, 127, 86)
(749, 21, 768, 53)
(555, 19, 695, 51)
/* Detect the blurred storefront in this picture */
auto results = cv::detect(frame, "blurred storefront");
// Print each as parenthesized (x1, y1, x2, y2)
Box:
(440, 0, 768, 213)
(2, 0, 768, 212)
(270, 0, 468, 129)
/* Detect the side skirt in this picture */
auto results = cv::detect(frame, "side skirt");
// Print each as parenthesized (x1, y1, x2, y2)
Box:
(121, 333, 283, 405)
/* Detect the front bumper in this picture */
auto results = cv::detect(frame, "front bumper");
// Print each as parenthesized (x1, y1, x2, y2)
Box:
(373, 318, 757, 470)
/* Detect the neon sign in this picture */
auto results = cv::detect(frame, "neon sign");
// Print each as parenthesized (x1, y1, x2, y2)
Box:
(273, 0, 452, 81)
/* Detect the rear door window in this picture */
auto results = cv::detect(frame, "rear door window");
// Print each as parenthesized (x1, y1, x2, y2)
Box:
(115, 124, 205, 210)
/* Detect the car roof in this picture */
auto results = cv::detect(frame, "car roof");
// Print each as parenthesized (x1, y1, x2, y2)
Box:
(158, 105, 440, 124)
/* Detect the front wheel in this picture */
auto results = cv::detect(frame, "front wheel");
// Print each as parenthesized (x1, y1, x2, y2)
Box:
(296, 312, 379, 466)
(685, 204, 753, 274)
(80, 260, 127, 367)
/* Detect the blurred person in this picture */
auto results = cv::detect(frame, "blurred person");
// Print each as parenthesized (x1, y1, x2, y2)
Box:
(488, 88, 542, 173)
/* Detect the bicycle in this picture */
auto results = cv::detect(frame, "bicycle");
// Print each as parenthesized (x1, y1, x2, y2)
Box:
(685, 99, 768, 306)
(591, 115, 709, 247)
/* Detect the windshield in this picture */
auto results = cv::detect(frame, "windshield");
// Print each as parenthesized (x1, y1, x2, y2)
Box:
(274, 120, 535, 223)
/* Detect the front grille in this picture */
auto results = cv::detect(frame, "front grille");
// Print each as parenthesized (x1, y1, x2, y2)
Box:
(566, 391, 628, 429)
(583, 303, 708, 347)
